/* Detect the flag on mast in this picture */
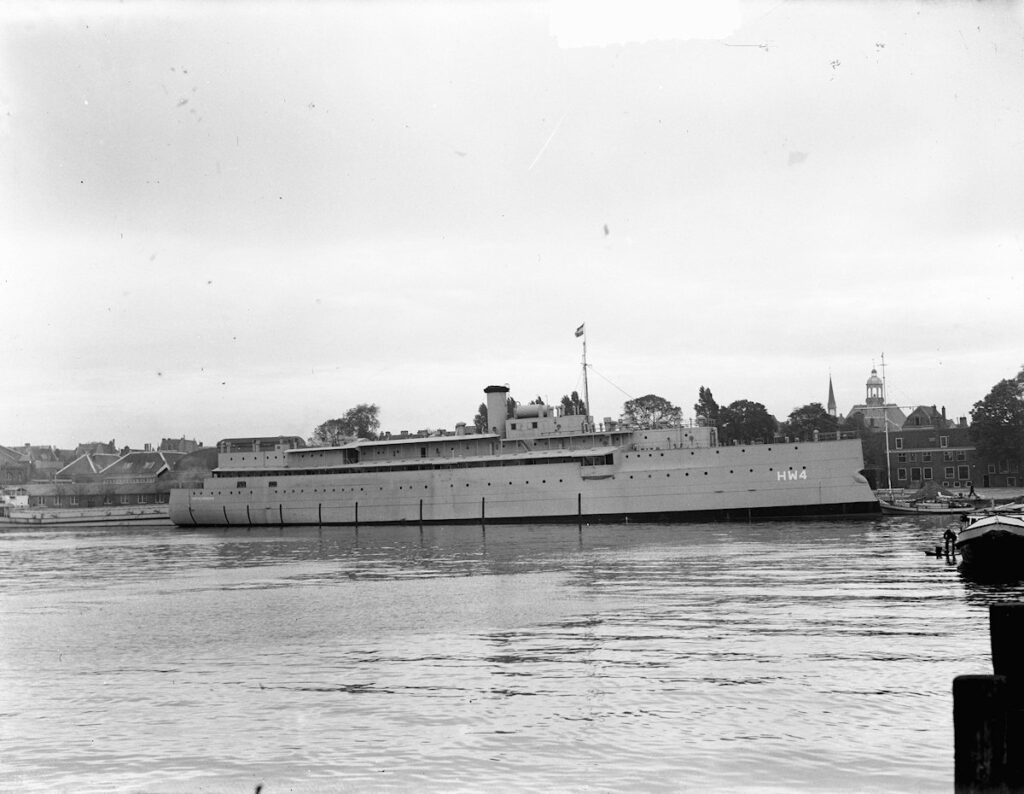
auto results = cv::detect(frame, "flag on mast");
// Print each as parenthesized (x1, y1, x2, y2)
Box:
(574, 323, 585, 338)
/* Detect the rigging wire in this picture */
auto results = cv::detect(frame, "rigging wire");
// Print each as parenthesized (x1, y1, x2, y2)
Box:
(588, 366, 634, 402)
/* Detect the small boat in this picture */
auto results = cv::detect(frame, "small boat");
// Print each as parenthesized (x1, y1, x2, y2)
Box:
(880, 497, 976, 516)
(955, 514, 1024, 568)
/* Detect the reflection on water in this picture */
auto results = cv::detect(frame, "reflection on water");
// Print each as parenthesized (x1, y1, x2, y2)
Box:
(2, 518, 1022, 792)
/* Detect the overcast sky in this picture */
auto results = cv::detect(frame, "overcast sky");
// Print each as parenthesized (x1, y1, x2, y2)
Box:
(2, 0, 1022, 449)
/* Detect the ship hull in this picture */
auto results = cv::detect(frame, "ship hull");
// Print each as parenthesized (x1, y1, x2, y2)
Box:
(170, 440, 878, 528)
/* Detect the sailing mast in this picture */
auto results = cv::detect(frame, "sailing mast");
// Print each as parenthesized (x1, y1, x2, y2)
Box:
(881, 352, 892, 491)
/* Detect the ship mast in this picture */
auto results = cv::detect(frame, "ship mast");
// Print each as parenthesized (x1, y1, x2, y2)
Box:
(582, 332, 590, 418)
(575, 323, 590, 418)
(881, 352, 892, 492)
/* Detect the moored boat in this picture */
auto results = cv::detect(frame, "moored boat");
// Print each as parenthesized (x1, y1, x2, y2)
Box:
(955, 514, 1024, 568)
(0, 505, 170, 527)
(880, 498, 976, 516)
(169, 382, 879, 528)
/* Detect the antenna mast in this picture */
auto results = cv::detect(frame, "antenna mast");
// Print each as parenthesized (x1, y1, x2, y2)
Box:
(582, 332, 590, 418)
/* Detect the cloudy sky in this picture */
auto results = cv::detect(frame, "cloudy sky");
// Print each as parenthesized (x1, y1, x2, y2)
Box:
(2, 0, 1022, 449)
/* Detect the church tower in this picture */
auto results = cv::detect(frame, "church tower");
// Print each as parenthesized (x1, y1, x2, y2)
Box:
(865, 368, 884, 406)
(827, 376, 837, 418)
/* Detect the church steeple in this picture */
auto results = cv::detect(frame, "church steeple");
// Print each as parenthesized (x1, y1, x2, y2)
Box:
(827, 376, 837, 417)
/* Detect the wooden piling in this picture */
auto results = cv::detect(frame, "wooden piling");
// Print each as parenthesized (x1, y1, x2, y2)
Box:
(954, 603, 1024, 790)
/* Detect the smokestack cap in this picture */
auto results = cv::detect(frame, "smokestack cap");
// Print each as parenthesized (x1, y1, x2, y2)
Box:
(484, 385, 510, 394)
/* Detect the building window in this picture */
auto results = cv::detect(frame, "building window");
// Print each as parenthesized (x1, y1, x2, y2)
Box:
(894, 438, 903, 450)
(943, 451, 955, 462)
(910, 453, 918, 462)
(138, 494, 148, 504)
(120, 495, 129, 505)
(911, 467, 922, 481)
(69, 495, 79, 506)
(945, 467, 955, 479)
(958, 465, 970, 481)
(1009, 476, 1018, 487)
(940, 436, 949, 448)
(897, 453, 907, 463)
(897, 468, 907, 481)
(988, 464, 996, 474)
(956, 451, 966, 461)
(923, 467, 933, 480)
(922, 452, 931, 462)
(54, 496, 62, 507)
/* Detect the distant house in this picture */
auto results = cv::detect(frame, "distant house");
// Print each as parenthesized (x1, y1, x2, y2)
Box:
(73, 440, 118, 457)
(883, 423, 977, 492)
(0, 444, 31, 486)
(159, 437, 203, 454)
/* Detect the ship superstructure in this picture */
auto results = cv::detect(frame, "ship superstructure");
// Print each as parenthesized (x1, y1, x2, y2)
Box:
(169, 384, 878, 527)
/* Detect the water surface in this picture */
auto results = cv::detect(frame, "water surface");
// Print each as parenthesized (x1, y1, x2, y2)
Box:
(1, 518, 1019, 792)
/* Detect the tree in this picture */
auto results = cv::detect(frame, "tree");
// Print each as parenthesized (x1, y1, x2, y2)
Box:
(782, 402, 837, 440)
(311, 403, 380, 445)
(560, 391, 586, 415)
(718, 399, 778, 445)
(623, 394, 682, 427)
(970, 367, 1024, 470)
(694, 386, 719, 425)
(473, 403, 488, 433)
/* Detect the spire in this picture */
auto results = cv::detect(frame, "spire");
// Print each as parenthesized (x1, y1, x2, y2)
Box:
(827, 376, 837, 417)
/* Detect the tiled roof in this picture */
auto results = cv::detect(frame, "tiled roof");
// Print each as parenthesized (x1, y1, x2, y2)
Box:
(97, 451, 185, 479)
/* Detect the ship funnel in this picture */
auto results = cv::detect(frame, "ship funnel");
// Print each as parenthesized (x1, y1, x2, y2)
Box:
(484, 385, 510, 438)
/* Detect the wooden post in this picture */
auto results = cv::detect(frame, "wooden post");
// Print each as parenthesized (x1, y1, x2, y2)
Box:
(278, 504, 284, 526)
(954, 604, 1024, 790)
(481, 496, 486, 533)
(318, 503, 322, 528)
(354, 502, 359, 531)
(223, 505, 230, 526)
(577, 493, 582, 532)
(991, 605, 1024, 677)
(246, 504, 252, 528)
(419, 499, 423, 532)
